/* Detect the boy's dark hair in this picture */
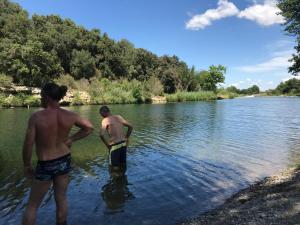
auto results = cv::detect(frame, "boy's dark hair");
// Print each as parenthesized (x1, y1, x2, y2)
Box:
(42, 83, 68, 101)
(99, 105, 110, 114)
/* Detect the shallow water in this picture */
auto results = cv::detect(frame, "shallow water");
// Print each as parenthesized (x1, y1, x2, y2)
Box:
(1, 97, 300, 225)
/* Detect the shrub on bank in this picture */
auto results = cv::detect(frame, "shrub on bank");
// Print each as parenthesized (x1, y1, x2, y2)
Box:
(0, 93, 6, 106)
(24, 95, 41, 107)
(1, 94, 40, 107)
(0, 74, 13, 88)
(166, 91, 217, 102)
(3, 94, 24, 107)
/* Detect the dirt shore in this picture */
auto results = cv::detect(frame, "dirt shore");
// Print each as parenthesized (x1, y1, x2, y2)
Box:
(179, 166, 300, 225)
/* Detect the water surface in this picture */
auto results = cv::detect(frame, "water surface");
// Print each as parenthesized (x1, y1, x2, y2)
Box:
(1, 97, 300, 225)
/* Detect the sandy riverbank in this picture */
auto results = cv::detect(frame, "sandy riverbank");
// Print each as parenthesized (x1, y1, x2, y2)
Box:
(179, 166, 300, 225)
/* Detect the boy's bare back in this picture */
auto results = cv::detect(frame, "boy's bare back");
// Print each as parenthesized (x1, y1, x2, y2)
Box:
(31, 108, 85, 160)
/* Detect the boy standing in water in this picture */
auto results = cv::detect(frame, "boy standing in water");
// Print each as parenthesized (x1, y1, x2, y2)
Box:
(22, 83, 93, 225)
(99, 106, 133, 169)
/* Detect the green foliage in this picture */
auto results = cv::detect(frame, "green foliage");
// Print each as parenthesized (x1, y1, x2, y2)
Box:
(217, 87, 239, 99)
(71, 92, 85, 106)
(70, 49, 96, 79)
(55, 74, 77, 89)
(278, 0, 300, 75)
(276, 78, 300, 94)
(24, 95, 40, 106)
(0, 40, 63, 86)
(166, 91, 217, 102)
(197, 65, 226, 92)
(238, 85, 260, 95)
(226, 86, 239, 93)
(0, 93, 6, 105)
(0, 73, 12, 87)
(0, 0, 229, 104)
(3, 94, 24, 107)
(225, 85, 260, 95)
(144, 77, 164, 96)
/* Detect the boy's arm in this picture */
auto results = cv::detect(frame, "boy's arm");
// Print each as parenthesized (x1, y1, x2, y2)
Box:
(22, 115, 36, 178)
(117, 115, 133, 139)
(99, 120, 110, 150)
(65, 115, 93, 147)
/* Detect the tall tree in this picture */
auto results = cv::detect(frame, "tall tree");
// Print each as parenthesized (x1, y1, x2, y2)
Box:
(198, 65, 226, 92)
(278, 0, 300, 75)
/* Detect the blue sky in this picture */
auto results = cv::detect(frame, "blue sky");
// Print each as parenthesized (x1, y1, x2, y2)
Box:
(12, 0, 298, 90)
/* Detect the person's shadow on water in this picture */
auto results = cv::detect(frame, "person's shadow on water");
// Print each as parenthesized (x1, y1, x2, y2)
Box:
(101, 166, 134, 212)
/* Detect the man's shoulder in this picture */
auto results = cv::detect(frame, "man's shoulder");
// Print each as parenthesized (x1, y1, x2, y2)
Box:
(30, 109, 43, 118)
(114, 115, 123, 120)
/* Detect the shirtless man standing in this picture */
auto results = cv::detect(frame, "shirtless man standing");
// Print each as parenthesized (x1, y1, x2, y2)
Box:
(99, 106, 133, 169)
(22, 83, 93, 225)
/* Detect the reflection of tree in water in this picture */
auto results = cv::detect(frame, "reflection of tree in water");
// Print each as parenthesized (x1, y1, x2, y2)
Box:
(101, 167, 134, 211)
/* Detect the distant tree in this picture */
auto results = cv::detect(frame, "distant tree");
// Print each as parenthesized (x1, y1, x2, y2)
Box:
(278, 0, 300, 75)
(198, 65, 226, 92)
(248, 85, 260, 94)
(276, 78, 300, 94)
(238, 85, 260, 95)
(226, 85, 239, 93)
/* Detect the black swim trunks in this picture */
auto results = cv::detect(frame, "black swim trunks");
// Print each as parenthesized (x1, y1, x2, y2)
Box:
(35, 153, 71, 181)
(109, 141, 127, 167)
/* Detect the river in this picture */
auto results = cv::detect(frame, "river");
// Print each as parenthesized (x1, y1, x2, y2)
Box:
(0, 97, 300, 225)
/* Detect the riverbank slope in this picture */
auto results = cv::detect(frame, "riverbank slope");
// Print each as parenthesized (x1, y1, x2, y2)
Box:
(180, 166, 300, 225)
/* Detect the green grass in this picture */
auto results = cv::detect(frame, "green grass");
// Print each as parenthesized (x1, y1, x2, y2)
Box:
(166, 91, 217, 102)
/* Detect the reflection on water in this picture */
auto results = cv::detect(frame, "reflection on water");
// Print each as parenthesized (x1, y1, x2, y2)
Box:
(0, 97, 300, 225)
(101, 166, 134, 212)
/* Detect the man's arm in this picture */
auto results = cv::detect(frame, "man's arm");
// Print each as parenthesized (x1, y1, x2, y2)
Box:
(65, 115, 93, 147)
(99, 120, 110, 150)
(117, 115, 133, 139)
(22, 115, 36, 178)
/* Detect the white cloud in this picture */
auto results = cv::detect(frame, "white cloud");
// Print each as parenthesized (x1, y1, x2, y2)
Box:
(236, 50, 293, 73)
(238, 0, 285, 26)
(186, 0, 285, 30)
(267, 81, 274, 84)
(230, 82, 240, 87)
(186, 0, 239, 30)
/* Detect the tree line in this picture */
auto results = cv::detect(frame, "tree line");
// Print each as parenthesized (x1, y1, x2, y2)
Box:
(0, 0, 225, 94)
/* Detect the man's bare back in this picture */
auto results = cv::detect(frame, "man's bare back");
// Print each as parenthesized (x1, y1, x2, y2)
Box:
(22, 83, 93, 225)
(32, 108, 75, 160)
(99, 106, 133, 167)
(102, 115, 129, 145)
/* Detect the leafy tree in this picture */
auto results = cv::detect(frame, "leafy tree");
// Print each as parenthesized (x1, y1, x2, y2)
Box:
(157, 55, 191, 92)
(159, 69, 177, 93)
(238, 85, 260, 95)
(0, 40, 63, 86)
(0, 0, 228, 94)
(226, 86, 239, 93)
(0, 73, 12, 87)
(276, 78, 300, 94)
(278, 0, 300, 75)
(129, 48, 158, 81)
(247, 85, 260, 94)
(70, 49, 96, 79)
(198, 65, 226, 92)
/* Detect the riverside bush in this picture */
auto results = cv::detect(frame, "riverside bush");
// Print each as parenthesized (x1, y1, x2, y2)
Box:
(166, 91, 217, 102)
